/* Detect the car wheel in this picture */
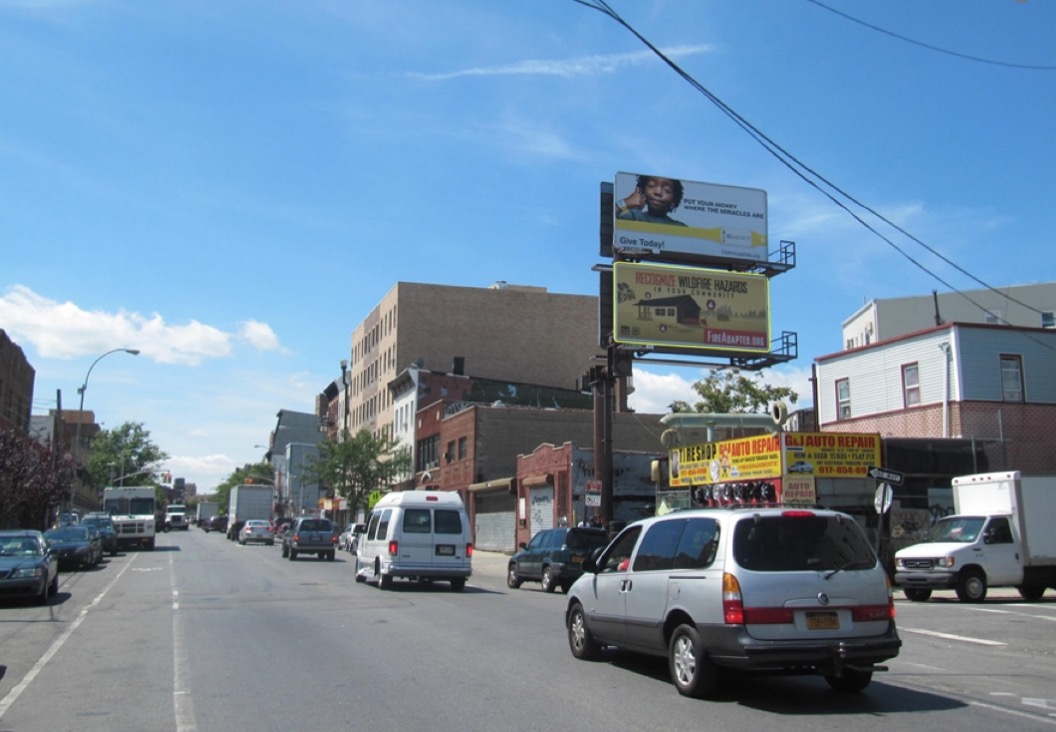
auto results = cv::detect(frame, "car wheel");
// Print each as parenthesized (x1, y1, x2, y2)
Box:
(506, 564, 523, 589)
(48, 573, 59, 597)
(560, 582, 572, 594)
(669, 624, 717, 699)
(825, 668, 873, 693)
(327, 551, 335, 561)
(1017, 584, 1046, 601)
(450, 578, 466, 592)
(36, 578, 49, 606)
(956, 568, 987, 603)
(903, 588, 932, 602)
(379, 573, 393, 590)
(541, 566, 557, 593)
(289, 550, 298, 561)
(567, 602, 601, 660)
(281, 544, 289, 557)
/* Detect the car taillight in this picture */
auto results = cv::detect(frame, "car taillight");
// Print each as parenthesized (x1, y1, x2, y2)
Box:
(743, 606, 794, 624)
(331, 534, 338, 545)
(293, 533, 300, 542)
(723, 573, 744, 625)
(388, 540, 398, 556)
(852, 605, 894, 622)
(466, 543, 474, 557)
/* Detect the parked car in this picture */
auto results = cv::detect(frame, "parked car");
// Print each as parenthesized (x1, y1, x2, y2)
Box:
(348, 523, 366, 555)
(0, 530, 59, 605)
(44, 525, 103, 569)
(203, 515, 228, 534)
(789, 460, 814, 474)
(282, 517, 337, 561)
(238, 519, 274, 546)
(565, 506, 901, 698)
(338, 523, 366, 553)
(80, 513, 119, 556)
(507, 526, 609, 593)
(271, 517, 294, 544)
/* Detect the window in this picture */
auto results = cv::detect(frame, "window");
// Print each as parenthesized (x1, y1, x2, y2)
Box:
(633, 519, 685, 572)
(902, 363, 920, 407)
(457, 436, 468, 460)
(1000, 354, 1024, 402)
(434, 509, 463, 535)
(598, 526, 642, 574)
(1043, 311, 1055, 329)
(376, 509, 392, 541)
(403, 509, 432, 534)
(673, 518, 719, 570)
(836, 379, 851, 420)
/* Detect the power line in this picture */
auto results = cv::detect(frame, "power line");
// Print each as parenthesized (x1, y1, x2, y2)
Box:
(573, 0, 1052, 333)
(805, 0, 1056, 71)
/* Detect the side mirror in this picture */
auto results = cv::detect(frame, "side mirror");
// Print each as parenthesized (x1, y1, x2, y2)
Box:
(582, 557, 598, 574)
(519, 542, 527, 550)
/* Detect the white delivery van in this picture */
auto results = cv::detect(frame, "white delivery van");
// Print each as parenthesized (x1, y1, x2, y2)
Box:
(354, 490, 473, 592)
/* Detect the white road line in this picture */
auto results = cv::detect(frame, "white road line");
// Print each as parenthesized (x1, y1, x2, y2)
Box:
(900, 627, 1006, 646)
(0, 552, 138, 721)
(171, 552, 197, 732)
(971, 700, 1056, 726)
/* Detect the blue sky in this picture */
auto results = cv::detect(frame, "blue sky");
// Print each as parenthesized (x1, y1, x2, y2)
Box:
(3, 1, 1053, 492)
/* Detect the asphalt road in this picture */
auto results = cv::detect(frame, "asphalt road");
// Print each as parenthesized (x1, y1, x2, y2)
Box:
(1, 530, 1054, 732)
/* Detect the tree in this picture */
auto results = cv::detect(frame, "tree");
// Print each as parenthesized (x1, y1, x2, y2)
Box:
(309, 429, 411, 521)
(0, 429, 75, 530)
(86, 421, 169, 492)
(669, 369, 798, 414)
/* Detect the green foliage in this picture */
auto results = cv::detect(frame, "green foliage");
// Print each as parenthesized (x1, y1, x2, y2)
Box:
(308, 429, 412, 519)
(669, 370, 798, 414)
(0, 429, 75, 530)
(86, 422, 169, 491)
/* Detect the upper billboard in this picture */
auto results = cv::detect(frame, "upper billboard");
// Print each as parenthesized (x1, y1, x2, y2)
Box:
(613, 261, 770, 353)
(613, 172, 768, 265)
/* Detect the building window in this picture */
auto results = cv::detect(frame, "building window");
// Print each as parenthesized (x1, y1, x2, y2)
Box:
(836, 379, 851, 420)
(1000, 354, 1024, 402)
(902, 363, 920, 407)
(1042, 311, 1055, 329)
(457, 436, 468, 460)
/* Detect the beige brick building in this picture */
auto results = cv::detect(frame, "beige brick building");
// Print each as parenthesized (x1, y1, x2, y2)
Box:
(345, 282, 603, 438)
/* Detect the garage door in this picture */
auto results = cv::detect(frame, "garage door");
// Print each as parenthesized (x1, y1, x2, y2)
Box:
(530, 486, 554, 534)
(472, 489, 517, 552)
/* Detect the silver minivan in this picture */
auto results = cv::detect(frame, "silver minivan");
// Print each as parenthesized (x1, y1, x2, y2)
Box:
(565, 506, 900, 698)
(354, 490, 473, 591)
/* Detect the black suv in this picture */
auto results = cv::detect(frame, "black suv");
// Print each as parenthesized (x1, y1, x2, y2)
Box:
(507, 526, 609, 593)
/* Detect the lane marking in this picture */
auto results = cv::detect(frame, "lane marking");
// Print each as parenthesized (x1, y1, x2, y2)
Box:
(170, 552, 197, 732)
(900, 627, 1006, 646)
(0, 552, 138, 720)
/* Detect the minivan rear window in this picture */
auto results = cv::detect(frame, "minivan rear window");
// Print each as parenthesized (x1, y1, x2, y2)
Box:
(403, 509, 432, 534)
(733, 514, 876, 572)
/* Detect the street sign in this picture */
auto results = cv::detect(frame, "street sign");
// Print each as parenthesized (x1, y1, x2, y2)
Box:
(867, 466, 904, 486)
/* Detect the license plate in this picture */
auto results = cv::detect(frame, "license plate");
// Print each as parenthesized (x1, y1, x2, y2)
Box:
(436, 545, 455, 556)
(571, 555, 584, 566)
(806, 611, 840, 630)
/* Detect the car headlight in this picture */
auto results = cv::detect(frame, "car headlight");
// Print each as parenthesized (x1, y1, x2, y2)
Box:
(12, 567, 44, 579)
(940, 556, 956, 568)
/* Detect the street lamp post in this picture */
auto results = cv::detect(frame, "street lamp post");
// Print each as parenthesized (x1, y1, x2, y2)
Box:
(70, 348, 140, 511)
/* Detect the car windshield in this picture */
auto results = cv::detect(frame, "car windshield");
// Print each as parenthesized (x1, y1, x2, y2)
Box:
(46, 527, 90, 542)
(923, 516, 985, 544)
(1, 537, 43, 556)
(733, 513, 876, 572)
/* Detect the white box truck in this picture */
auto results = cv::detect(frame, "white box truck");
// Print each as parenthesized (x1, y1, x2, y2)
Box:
(164, 503, 189, 531)
(103, 485, 157, 551)
(226, 485, 273, 540)
(196, 501, 219, 527)
(895, 471, 1056, 602)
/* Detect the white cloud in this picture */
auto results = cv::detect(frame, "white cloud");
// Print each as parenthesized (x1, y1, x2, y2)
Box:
(0, 285, 284, 365)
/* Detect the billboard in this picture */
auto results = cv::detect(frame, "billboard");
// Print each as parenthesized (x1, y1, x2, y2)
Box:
(613, 261, 770, 352)
(669, 432, 882, 488)
(613, 172, 767, 265)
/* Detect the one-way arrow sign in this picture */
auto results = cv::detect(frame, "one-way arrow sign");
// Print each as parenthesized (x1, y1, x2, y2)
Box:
(868, 466, 904, 486)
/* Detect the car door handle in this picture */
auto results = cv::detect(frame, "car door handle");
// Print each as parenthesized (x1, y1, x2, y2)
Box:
(620, 580, 633, 592)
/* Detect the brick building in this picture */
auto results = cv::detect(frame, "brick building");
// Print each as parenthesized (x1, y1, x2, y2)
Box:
(0, 330, 34, 433)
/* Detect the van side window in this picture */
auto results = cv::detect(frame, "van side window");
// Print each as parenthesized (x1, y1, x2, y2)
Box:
(434, 509, 463, 535)
(404, 509, 432, 534)
(673, 518, 719, 570)
(598, 526, 642, 574)
(376, 509, 392, 541)
(366, 511, 381, 541)
(633, 518, 685, 572)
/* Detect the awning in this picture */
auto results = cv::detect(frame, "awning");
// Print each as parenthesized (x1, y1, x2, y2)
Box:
(467, 477, 515, 493)
(521, 474, 553, 488)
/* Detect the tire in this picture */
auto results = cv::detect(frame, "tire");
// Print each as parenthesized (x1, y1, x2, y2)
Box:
(1017, 584, 1046, 601)
(825, 669, 873, 693)
(567, 602, 601, 660)
(561, 582, 573, 594)
(903, 588, 932, 602)
(669, 624, 717, 698)
(507, 564, 523, 589)
(281, 544, 289, 558)
(289, 550, 298, 561)
(956, 568, 987, 603)
(327, 551, 335, 561)
(450, 578, 466, 592)
(147, 538, 155, 550)
(541, 566, 557, 593)
(36, 577, 49, 605)
(379, 573, 393, 590)
(267, 541, 274, 547)
(239, 538, 245, 545)
(47, 573, 58, 598)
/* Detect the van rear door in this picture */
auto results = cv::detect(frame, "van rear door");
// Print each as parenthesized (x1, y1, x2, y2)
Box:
(432, 508, 470, 568)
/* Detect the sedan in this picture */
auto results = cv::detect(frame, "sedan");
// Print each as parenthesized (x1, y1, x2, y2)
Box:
(238, 519, 274, 546)
(44, 525, 103, 569)
(80, 514, 119, 556)
(0, 530, 59, 605)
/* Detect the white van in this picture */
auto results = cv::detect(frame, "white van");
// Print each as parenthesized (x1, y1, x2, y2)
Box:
(354, 490, 473, 591)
